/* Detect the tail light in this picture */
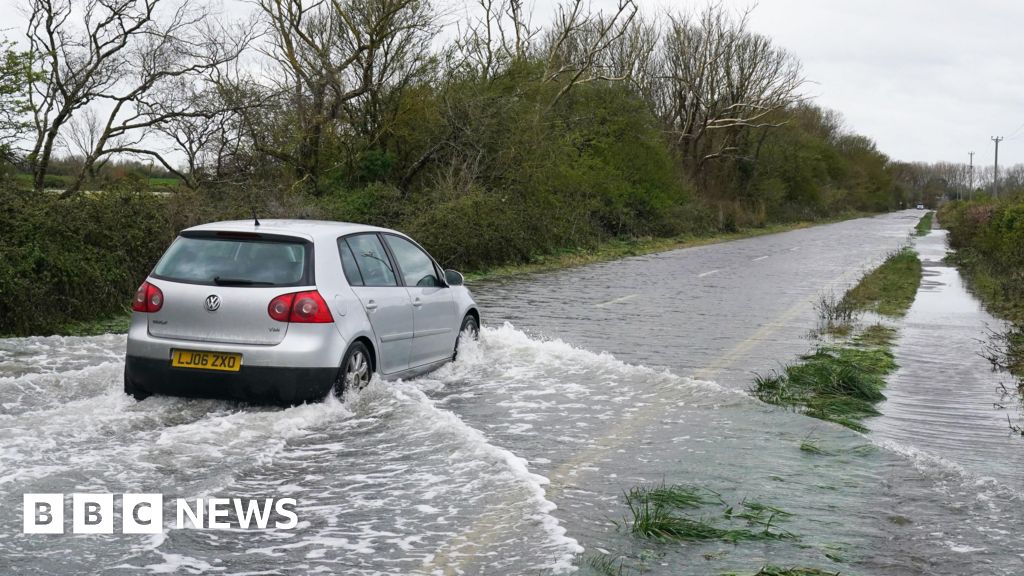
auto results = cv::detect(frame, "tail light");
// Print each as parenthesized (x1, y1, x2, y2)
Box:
(268, 290, 334, 323)
(132, 281, 164, 313)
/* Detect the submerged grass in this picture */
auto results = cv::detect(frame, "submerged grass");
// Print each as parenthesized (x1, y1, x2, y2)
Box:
(575, 552, 632, 576)
(853, 323, 897, 348)
(624, 483, 796, 543)
(721, 567, 840, 576)
(625, 483, 715, 510)
(843, 247, 922, 317)
(799, 439, 834, 456)
(753, 345, 895, 432)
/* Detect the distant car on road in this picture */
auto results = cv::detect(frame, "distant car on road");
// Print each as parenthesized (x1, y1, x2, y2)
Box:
(124, 220, 479, 404)
(916, 203, 925, 209)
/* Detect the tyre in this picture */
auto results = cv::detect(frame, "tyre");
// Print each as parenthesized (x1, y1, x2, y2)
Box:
(123, 368, 152, 401)
(454, 314, 479, 359)
(335, 341, 372, 397)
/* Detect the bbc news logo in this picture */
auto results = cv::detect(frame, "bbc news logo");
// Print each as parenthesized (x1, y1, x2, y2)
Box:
(23, 494, 298, 534)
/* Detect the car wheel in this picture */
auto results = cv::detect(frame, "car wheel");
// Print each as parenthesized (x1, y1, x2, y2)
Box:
(123, 369, 151, 401)
(454, 314, 479, 359)
(336, 341, 372, 397)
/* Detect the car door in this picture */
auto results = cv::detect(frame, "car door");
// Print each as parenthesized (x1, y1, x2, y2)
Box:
(341, 234, 414, 375)
(382, 234, 457, 367)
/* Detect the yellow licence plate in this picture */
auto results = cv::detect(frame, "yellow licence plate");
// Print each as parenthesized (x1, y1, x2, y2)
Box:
(171, 349, 242, 372)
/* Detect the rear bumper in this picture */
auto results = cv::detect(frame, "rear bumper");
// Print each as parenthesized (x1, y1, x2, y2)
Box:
(125, 355, 337, 405)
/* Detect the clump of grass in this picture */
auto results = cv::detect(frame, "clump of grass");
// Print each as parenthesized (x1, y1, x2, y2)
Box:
(624, 483, 796, 543)
(575, 552, 632, 576)
(625, 483, 715, 510)
(814, 291, 860, 336)
(853, 323, 897, 348)
(799, 439, 834, 456)
(752, 346, 895, 432)
(843, 247, 922, 317)
(915, 211, 934, 236)
(727, 500, 794, 536)
(720, 567, 840, 576)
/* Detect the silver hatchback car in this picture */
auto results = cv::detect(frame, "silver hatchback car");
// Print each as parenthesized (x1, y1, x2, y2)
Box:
(124, 219, 479, 404)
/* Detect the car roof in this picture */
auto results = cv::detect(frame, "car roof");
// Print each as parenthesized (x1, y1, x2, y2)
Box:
(183, 219, 400, 244)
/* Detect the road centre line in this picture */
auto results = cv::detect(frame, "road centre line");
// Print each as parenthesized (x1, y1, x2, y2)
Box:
(595, 294, 638, 308)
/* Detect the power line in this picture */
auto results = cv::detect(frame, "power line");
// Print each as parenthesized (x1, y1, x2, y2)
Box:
(1007, 121, 1024, 140)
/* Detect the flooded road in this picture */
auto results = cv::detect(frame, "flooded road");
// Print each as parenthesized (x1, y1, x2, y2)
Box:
(1, 211, 1020, 575)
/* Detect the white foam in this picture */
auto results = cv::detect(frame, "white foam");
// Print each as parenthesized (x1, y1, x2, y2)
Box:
(388, 381, 584, 570)
(874, 438, 1023, 502)
(945, 541, 987, 554)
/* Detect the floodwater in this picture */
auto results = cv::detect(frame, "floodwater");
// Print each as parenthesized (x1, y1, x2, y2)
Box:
(0, 211, 1020, 575)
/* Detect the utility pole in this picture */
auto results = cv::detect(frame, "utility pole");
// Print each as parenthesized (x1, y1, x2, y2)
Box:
(968, 151, 974, 200)
(992, 136, 1004, 198)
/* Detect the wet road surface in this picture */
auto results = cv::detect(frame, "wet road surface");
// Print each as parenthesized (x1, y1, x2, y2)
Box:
(1, 211, 1020, 575)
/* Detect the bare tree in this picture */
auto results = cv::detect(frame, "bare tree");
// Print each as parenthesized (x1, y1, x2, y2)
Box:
(448, 0, 534, 80)
(24, 0, 252, 196)
(652, 5, 804, 174)
(540, 0, 641, 108)
(58, 106, 107, 176)
(248, 0, 435, 195)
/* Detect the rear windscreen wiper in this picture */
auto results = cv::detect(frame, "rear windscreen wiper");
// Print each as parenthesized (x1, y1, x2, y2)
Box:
(213, 277, 275, 286)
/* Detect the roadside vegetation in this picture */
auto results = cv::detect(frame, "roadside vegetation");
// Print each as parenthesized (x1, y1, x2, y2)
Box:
(939, 197, 1024, 379)
(0, 0, 936, 336)
(915, 211, 934, 236)
(753, 248, 922, 432)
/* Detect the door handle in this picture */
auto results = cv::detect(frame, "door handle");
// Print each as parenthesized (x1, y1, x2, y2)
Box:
(412, 297, 422, 307)
(365, 300, 378, 311)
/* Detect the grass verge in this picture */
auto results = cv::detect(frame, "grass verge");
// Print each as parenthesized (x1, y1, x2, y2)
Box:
(915, 211, 933, 236)
(753, 248, 921, 432)
(843, 247, 922, 317)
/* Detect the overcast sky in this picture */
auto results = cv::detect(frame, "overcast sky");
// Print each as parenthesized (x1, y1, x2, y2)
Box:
(525, 0, 1024, 166)
(4, 0, 1022, 166)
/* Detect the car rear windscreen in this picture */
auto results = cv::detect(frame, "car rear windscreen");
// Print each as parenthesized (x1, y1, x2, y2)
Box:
(152, 235, 311, 286)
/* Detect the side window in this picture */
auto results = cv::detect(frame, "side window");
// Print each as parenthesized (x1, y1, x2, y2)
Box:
(337, 238, 364, 286)
(345, 234, 397, 287)
(385, 235, 440, 288)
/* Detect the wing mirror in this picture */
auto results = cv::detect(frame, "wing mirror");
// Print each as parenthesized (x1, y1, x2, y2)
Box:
(444, 269, 464, 286)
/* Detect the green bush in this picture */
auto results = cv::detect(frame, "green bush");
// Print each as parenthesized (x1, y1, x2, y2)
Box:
(316, 182, 406, 227)
(0, 183, 173, 335)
